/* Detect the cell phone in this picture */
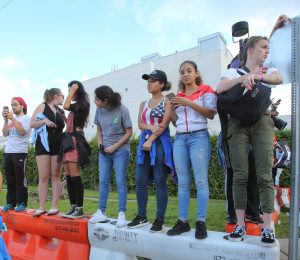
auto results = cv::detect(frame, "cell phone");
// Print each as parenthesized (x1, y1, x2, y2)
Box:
(166, 93, 175, 100)
(3, 106, 9, 111)
(99, 144, 106, 155)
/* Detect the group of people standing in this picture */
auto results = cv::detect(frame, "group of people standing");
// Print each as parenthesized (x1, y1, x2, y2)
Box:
(2, 28, 285, 246)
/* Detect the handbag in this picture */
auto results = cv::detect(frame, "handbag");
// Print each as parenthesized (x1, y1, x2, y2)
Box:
(218, 67, 271, 126)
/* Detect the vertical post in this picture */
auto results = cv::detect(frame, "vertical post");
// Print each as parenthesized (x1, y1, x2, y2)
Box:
(289, 15, 300, 260)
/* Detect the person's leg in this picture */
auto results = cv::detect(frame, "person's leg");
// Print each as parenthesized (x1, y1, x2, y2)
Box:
(69, 162, 83, 207)
(63, 163, 76, 206)
(245, 150, 261, 223)
(112, 149, 129, 213)
(225, 167, 237, 223)
(13, 153, 28, 208)
(153, 142, 168, 219)
(4, 153, 16, 207)
(250, 116, 274, 229)
(135, 153, 151, 217)
(36, 155, 51, 211)
(98, 153, 113, 212)
(167, 135, 191, 236)
(49, 155, 62, 210)
(189, 131, 211, 222)
(173, 135, 191, 221)
(227, 118, 250, 226)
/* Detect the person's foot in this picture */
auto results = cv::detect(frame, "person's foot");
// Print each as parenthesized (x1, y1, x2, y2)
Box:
(167, 220, 191, 236)
(228, 225, 246, 242)
(89, 209, 108, 224)
(33, 209, 47, 217)
(67, 207, 85, 219)
(15, 203, 26, 212)
(60, 205, 77, 218)
(226, 214, 237, 224)
(116, 211, 126, 228)
(127, 215, 149, 228)
(46, 209, 59, 216)
(261, 228, 275, 246)
(150, 218, 164, 233)
(2, 204, 14, 212)
(195, 221, 207, 239)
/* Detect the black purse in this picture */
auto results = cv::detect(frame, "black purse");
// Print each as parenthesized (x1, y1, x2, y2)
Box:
(218, 67, 271, 126)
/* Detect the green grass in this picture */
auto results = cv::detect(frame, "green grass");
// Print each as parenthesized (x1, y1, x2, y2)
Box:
(0, 185, 291, 238)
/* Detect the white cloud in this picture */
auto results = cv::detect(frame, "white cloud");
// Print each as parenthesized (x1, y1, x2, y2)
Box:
(81, 74, 90, 81)
(0, 55, 23, 69)
(18, 77, 32, 93)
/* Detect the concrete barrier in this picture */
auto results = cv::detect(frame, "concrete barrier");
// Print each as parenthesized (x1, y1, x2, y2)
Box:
(88, 221, 280, 260)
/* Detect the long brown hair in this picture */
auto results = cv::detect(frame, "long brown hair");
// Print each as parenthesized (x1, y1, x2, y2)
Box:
(178, 60, 203, 91)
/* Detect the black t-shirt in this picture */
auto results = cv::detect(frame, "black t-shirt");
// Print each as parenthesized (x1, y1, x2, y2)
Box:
(69, 102, 89, 129)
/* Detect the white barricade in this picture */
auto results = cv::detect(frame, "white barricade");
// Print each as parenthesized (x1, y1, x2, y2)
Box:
(88, 220, 280, 260)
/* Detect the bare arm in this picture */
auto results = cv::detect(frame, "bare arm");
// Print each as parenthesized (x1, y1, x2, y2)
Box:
(2, 121, 9, 137)
(105, 127, 133, 154)
(63, 84, 79, 110)
(270, 15, 290, 38)
(96, 125, 103, 146)
(5, 112, 27, 136)
(172, 96, 215, 119)
(262, 71, 283, 85)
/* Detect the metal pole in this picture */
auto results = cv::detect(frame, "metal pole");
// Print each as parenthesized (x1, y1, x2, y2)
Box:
(288, 15, 300, 260)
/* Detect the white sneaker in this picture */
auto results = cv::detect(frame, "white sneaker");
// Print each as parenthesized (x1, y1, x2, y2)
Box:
(116, 211, 126, 228)
(89, 209, 108, 224)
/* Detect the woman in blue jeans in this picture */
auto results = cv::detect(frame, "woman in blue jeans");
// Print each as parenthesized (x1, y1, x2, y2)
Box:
(167, 61, 217, 239)
(127, 70, 176, 232)
(89, 85, 133, 228)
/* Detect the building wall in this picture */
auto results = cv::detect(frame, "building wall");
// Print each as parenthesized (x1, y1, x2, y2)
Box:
(83, 32, 233, 140)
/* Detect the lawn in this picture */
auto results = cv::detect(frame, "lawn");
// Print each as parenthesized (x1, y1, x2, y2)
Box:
(0, 185, 290, 238)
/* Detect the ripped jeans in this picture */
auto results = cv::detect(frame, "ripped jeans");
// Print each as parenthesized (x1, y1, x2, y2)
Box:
(173, 130, 211, 222)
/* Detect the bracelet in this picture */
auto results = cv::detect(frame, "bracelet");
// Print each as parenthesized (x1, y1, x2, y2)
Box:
(260, 74, 264, 82)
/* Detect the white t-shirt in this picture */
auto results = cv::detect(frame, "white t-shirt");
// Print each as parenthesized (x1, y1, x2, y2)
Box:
(5, 115, 31, 153)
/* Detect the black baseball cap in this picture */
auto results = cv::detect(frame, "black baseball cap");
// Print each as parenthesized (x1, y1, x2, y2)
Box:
(142, 70, 167, 84)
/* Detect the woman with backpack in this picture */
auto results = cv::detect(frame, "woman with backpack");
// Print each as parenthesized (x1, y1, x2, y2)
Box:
(167, 61, 217, 239)
(216, 36, 283, 246)
(89, 85, 132, 228)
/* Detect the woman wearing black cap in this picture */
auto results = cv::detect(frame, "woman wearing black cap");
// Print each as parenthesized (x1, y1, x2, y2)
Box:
(127, 70, 176, 233)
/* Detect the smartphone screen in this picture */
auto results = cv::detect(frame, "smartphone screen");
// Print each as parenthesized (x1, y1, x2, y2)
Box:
(166, 93, 175, 100)
(3, 106, 9, 111)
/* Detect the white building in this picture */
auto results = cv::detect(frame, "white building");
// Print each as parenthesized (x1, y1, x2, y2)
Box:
(83, 32, 234, 140)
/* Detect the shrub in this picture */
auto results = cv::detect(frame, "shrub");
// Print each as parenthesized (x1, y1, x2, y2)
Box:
(0, 130, 291, 198)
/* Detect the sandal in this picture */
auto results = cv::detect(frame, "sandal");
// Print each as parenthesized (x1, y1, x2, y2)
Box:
(46, 209, 59, 216)
(33, 209, 47, 217)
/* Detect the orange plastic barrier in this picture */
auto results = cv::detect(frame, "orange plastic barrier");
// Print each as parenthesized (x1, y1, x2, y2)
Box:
(0, 210, 90, 260)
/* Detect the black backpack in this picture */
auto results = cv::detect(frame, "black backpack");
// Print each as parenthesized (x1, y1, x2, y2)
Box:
(218, 67, 271, 126)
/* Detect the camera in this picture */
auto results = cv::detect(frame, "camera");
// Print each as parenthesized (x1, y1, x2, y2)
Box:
(269, 99, 287, 131)
(273, 116, 287, 131)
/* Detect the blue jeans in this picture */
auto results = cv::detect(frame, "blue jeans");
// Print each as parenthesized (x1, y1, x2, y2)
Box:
(98, 149, 129, 212)
(173, 130, 211, 222)
(136, 141, 168, 219)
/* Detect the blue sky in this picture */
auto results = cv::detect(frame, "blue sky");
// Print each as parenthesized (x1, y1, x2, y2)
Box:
(0, 0, 299, 127)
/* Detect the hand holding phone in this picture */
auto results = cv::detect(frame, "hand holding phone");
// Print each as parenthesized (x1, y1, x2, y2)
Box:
(2, 106, 9, 119)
